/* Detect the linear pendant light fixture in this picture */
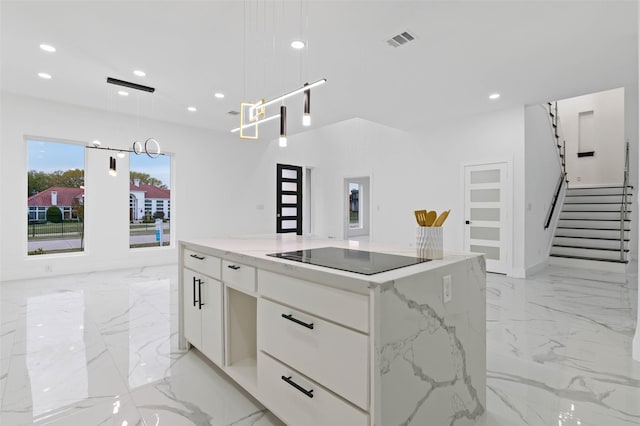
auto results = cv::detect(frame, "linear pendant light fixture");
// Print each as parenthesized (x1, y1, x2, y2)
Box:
(230, 113, 281, 133)
(249, 78, 325, 114)
(232, 78, 326, 141)
(303, 82, 311, 126)
(106, 77, 155, 93)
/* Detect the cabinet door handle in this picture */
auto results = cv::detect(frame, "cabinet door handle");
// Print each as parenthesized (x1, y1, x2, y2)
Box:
(227, 264, 241, 270)
(190, 254, 205, 260)
(192, 276, 197, 307)
(198, 279, 205, 310)
(281, 375, 314, 398)
(281, 313, 314, 330)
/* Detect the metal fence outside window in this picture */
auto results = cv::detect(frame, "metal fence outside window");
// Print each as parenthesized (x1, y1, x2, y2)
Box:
(28, 221, 83, 239)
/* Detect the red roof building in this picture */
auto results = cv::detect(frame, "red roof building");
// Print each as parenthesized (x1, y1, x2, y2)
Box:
(28, 187, 84, 221)
(28, 182, 171, 222)
(130, 179, 170, 221)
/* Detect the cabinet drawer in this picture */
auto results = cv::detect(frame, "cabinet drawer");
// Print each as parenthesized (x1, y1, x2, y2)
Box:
(258, 270, 369, 333)
(222, 260, 256, 293)
(184, 249, 221, 279)
(258, 298, 369, 410)
(258, 351, 368, 426)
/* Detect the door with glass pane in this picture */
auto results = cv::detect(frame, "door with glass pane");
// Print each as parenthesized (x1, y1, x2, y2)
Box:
(464, 163, 508, 274)
(276, 164, 302, 235)
(345, 177, 369, 238)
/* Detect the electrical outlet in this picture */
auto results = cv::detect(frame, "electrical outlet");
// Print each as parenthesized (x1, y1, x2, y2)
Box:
(443, 275, 452, 303)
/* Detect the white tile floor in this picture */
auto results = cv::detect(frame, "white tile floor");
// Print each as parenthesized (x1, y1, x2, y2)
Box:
(0, 263, 638, 425)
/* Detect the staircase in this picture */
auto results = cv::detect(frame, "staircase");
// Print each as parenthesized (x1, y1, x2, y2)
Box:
(550, 186, 632, 265)
(548, 102, 568, 183)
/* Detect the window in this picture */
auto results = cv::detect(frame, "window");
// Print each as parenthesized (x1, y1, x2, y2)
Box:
(27, 140, 85, 255)
(129, 153, 171, 248)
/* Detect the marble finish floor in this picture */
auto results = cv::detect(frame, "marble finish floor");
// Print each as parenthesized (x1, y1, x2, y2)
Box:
(0, 263, 638, 425)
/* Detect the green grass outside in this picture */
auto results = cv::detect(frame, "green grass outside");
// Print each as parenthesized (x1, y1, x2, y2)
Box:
(350, 211, 359, 223)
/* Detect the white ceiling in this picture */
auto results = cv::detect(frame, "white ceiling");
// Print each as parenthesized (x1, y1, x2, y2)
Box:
(1, 1, 637, 138)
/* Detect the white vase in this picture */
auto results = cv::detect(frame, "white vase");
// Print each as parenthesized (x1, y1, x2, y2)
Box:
(416, 226, 443, 259)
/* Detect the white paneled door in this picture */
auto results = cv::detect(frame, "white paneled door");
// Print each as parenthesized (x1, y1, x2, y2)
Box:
(464, 163, 509, 274)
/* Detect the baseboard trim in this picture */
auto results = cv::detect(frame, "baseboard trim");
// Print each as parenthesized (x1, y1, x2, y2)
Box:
(509, 267, 526, 278)
(525, 261, 548, 277)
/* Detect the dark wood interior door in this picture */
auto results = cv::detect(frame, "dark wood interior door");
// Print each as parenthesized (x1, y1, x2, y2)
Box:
(276, 164, 302, 235)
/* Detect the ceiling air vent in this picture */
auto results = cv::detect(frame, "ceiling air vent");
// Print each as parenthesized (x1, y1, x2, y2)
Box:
(386, 31, 416, 48)
(227, 110, 240, 116)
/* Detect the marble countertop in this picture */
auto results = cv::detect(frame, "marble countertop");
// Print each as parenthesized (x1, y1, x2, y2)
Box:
(180, 235, 481, 295)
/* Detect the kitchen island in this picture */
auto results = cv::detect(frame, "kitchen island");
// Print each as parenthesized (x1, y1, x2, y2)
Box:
(178, 235, 486, 425)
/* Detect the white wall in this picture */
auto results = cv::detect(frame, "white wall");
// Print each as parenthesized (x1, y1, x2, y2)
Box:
(0, 93, 270, 281)
(559, 88, 626, 186)
(245, 107, 527, 276)
(524, 104, 566, 272)
(633, 5, 640, 362)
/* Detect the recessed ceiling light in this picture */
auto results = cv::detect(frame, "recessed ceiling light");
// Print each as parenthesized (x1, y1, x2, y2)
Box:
(37, 72, 52, 79)
(118, 90, 129, 96)
(133, 70, 146, 77)
(39, 44, 56, 53)
(291, 40, 305, 49)
(187, 106, 197, 112)
(214, 92, 225, 99)
(489, 93, 501, 100)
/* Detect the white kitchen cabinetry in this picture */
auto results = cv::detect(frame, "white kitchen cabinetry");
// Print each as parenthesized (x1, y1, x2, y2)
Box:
(257, 351, 368, 426)
(182, 252, 223, 367)
(258, 275, 370, 411)
(225, 286, 258, 393)
(179, 238, 486, 426)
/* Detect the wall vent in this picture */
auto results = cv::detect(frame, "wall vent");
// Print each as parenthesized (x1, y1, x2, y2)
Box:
(386, 31, 416, 48)
(227, 110, 240, 116)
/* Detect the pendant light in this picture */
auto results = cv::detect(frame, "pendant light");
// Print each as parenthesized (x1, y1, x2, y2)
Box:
(279, 105, 287, 147)
(108, 156, 117, 176)
(302, 82, 311, 126)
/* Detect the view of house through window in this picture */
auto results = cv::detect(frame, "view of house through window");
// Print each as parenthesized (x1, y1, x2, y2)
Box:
(129, 153, 171, 248)
(27, 140, 85, 255)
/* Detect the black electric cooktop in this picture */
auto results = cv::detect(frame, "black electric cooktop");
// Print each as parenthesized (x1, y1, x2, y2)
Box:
(266, 247, 430, 275)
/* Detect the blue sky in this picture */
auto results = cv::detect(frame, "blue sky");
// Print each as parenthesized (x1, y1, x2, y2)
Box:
(28, 140, 171, 187)
(130, 153, 171, 187)
(28, 140, 84, 171)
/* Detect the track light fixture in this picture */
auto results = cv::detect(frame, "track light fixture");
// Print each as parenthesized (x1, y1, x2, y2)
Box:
(279, 105, 287, 147)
